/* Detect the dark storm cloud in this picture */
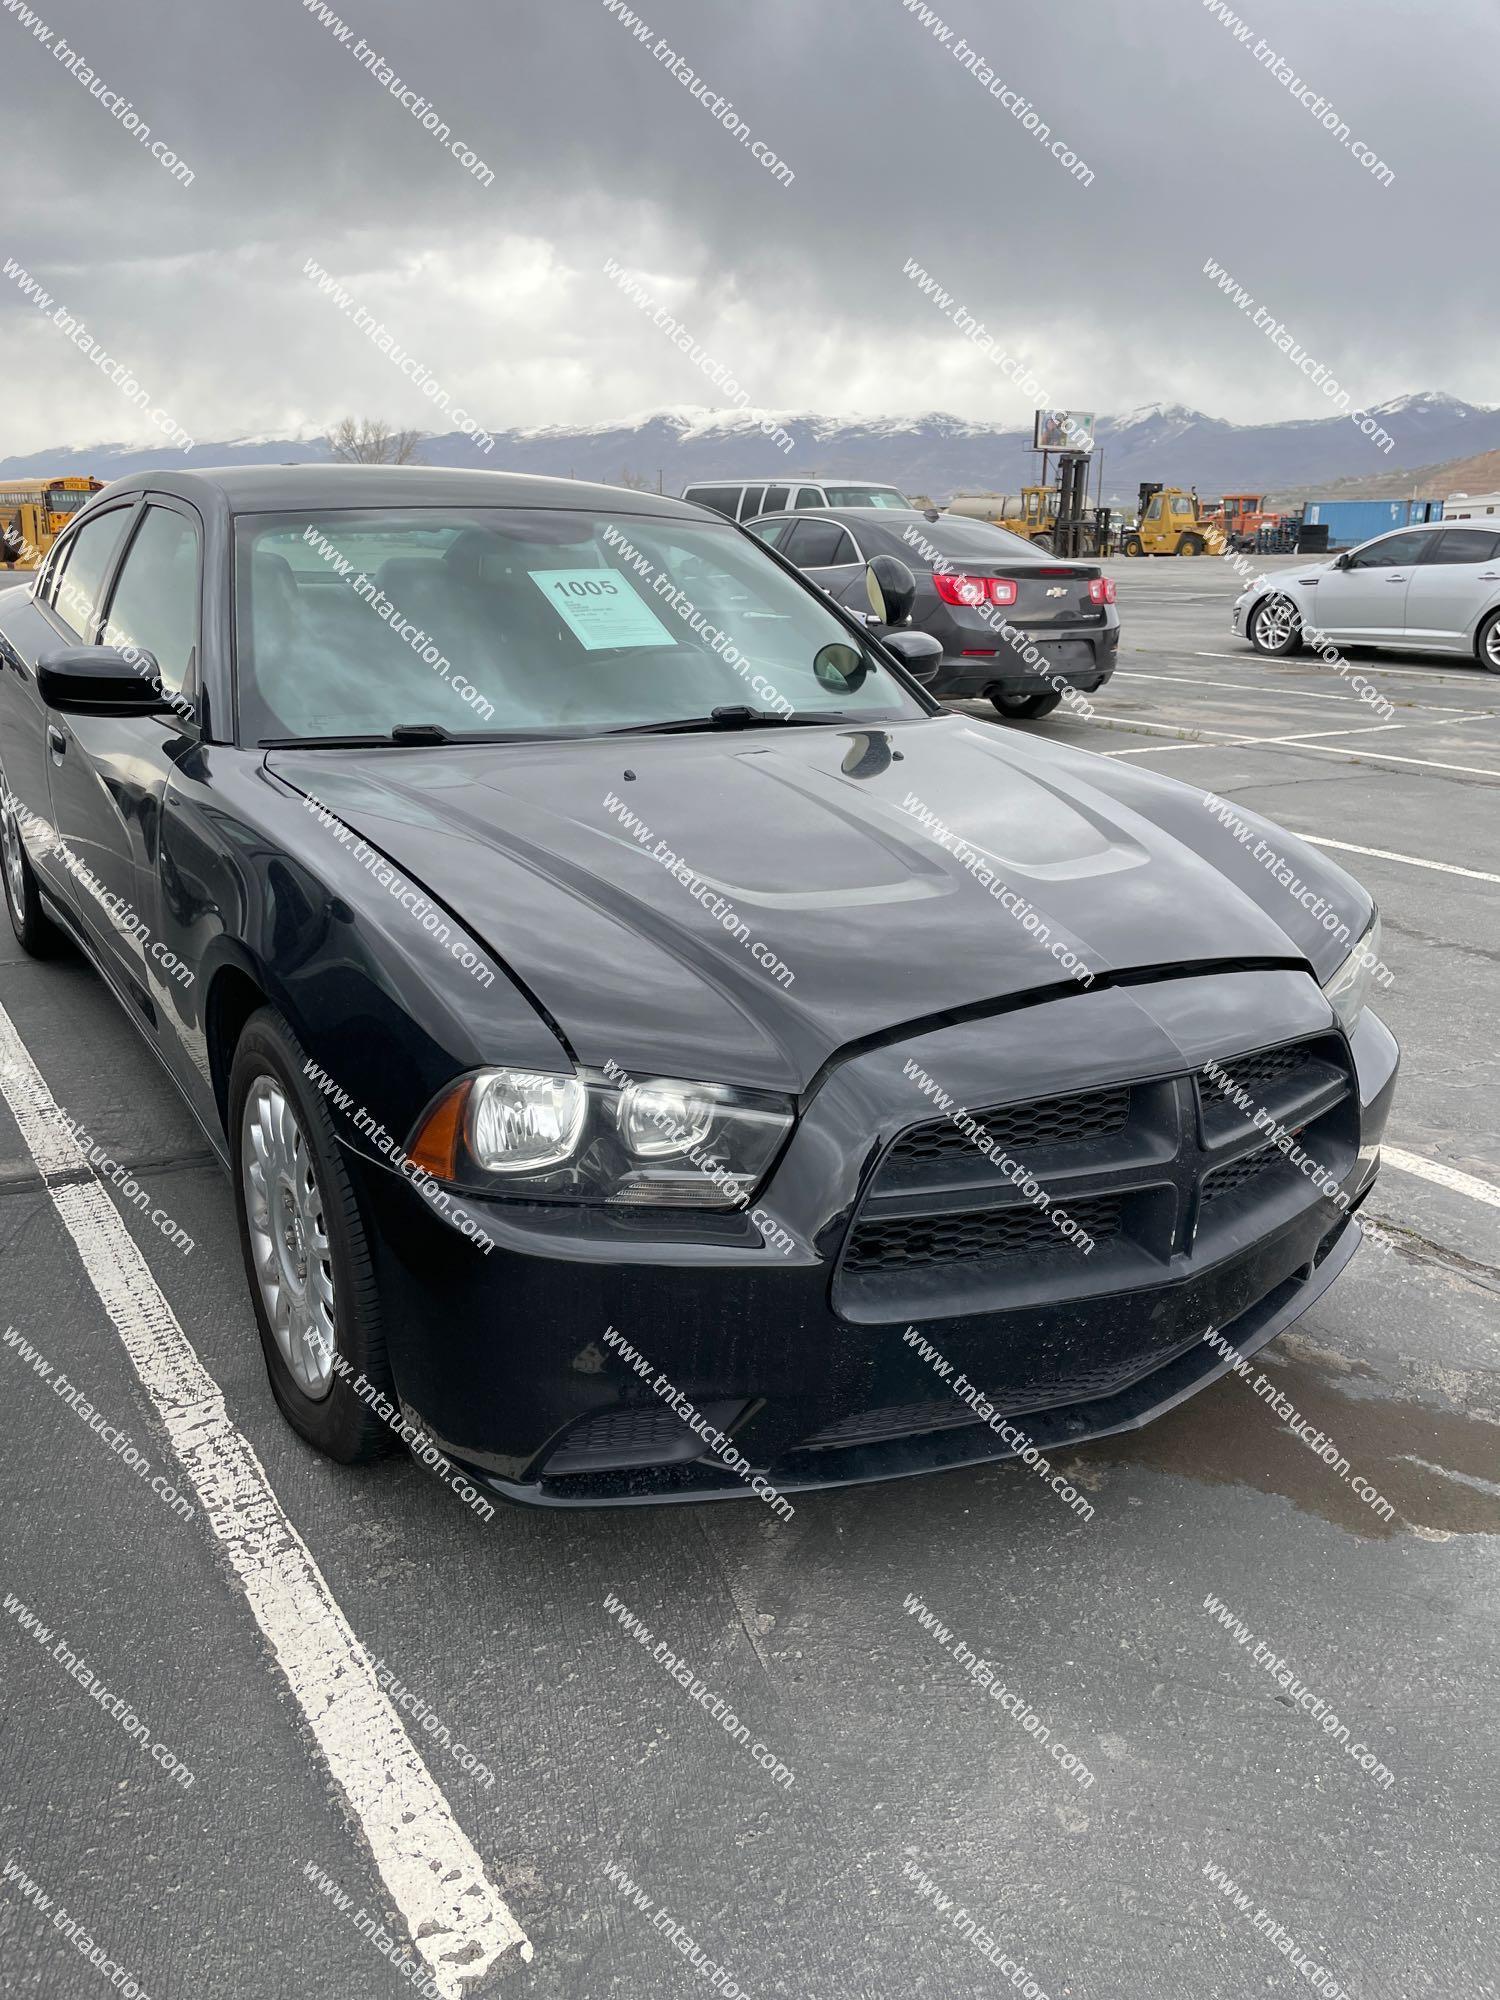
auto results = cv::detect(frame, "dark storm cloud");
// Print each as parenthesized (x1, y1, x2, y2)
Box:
(1, 0, 1493, 452)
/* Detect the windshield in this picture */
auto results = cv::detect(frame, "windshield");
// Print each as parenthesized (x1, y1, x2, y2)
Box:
(820, 486, 908, 508)
(233, 508, 924, 743)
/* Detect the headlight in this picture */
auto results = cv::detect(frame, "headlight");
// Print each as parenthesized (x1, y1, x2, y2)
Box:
(1321, 909, 1381, 1034)
(407, 1066, 793, 1207)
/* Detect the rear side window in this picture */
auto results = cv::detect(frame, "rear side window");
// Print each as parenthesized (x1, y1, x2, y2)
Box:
(749, 518, 793, 548)
(762, 485, 790, 512)
(783, 519, 855, 567)
(684, 486, 740, 519)
(736, 485, 767, 521)
(1171, 495, 1195, 515)
(793, 487, 824, 509)
(47, 507, 133, 638)
(100, 504, 200, 697)
(1424, 529, 1500, 565)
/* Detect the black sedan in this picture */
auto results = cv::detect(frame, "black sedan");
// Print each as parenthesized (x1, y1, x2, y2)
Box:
(0, 466, 1396, 1506)
(748, 505, 1119, 718)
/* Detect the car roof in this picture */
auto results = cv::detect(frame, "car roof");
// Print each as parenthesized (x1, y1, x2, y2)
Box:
(749, 507, 937, 528)
(682, 478, 904, 490)
(88, 463, 714, 519)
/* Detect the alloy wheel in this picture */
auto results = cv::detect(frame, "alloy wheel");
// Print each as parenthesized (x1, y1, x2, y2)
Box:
(1, 793, 27, 918)
(241, 1075, 338, 1398)
(1253, 597, 1298, 651)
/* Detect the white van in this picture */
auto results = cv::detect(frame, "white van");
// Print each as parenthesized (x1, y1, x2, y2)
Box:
(681, 478, 909, 523)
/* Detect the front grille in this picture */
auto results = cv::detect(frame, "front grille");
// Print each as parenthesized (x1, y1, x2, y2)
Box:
(844, 1192, 1122, 1272)
(883, 1083, 1129, 1173)
(1202, 1131, 1304, 1205)
(837, 1034, 1356, 1313)
(800, 1399, 981, 1451)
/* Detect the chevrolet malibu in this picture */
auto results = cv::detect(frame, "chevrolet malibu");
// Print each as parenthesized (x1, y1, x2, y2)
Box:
(0, 467, 1398, 1505)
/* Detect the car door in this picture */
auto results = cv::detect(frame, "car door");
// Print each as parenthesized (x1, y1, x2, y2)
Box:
(45, 496, 202, 1021)
(0, 499, 138, 901)
(780, 518, 864, 604)
(1399, 528, 1500, 649)
(1304, 528, 1435, 643)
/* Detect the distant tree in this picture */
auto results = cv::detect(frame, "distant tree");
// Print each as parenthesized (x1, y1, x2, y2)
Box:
(326, 417, 425, 465)
(616, 465, 651, 489)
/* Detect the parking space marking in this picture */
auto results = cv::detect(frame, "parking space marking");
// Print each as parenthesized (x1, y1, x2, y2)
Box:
(1118, 670, 1465, 715)
(1100, 723, 1406, 757)
(0, 1001, 532, 1994)
(1384, 1146, 1500, 1211)
(1102, 734, 1500, 779)
(1295, 836, 1500, 885)
(1193, 651, 1498, 693)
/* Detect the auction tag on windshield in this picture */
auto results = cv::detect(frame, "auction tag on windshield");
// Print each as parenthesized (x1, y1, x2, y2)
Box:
(529, 568, 678, 651)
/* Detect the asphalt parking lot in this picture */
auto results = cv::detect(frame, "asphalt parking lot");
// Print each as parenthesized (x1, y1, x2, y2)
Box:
(2, 550, 1497, 2000)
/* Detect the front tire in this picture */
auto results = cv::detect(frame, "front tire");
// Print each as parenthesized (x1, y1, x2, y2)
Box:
(990, 689, 1063, 720)
(230, 1007, 394, 1462)
(1249, 594, 1303, 656)
(1122, 534, 1144, 558)
(1477, 609, 1500, 674)
(0, 778, 64, 957)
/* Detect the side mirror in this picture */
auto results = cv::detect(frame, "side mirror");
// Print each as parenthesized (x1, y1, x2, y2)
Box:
(866, 555, 918, 628)
(36, 645, 171, 716)
(882, 630, 943, 683)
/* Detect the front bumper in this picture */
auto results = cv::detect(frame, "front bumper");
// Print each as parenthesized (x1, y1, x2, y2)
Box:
(343, 970, 1398, 1507)
(928, 621, 1118, 700)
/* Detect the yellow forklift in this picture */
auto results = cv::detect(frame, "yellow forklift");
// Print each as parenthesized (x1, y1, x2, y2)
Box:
(1120, 482, 1208, 557)
(0, 476, 102, 570)
(947, 485, 1062, 550)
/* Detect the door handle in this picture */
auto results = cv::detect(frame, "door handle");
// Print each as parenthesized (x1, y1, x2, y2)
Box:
(46, 725, 66, 760)
(1384, 574, 1407, 582)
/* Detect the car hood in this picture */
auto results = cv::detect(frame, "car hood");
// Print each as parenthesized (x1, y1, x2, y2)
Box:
(266, 715, 1366, 1092)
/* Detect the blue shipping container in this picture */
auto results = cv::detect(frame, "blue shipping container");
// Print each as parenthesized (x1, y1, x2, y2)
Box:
(1302, 497, 1441, 548)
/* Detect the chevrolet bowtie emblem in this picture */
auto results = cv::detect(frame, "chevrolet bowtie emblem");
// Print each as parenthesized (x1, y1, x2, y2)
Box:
(1046, 586, 1066, 597)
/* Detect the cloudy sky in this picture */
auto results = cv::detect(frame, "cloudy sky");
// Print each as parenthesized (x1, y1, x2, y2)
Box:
(1, 0, 1492, 455)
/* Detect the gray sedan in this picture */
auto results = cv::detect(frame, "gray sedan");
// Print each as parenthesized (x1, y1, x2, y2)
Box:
(1235, 522, 1500, 668)
(748, 506, 1119, 719)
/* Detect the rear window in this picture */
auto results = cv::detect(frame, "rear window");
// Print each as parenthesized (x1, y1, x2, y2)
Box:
(881, 516, 1037, 563)
(820, 486, 908, 509)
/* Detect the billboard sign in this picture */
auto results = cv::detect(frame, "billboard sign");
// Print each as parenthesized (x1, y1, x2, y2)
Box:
(1033, 410, 1096, 454)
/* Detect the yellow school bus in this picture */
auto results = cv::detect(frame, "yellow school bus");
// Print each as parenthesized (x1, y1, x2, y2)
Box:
(0, 477, 104, 570)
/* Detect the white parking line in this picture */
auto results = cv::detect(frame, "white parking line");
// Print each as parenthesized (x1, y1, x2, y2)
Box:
(1383, 1146, 1500, 1211)
(1296, 835, 1500, 884)
(1101, 723, 1405, 757)
(0, 1001, 531, 1994)
(1118, 670, 1462, 715)
(1193, 650, 1494, 692)
(1101, 733, 1500, 779)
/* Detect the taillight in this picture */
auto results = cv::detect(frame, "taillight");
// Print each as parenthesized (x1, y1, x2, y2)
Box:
(1089, 577, 1117, 605)
(933, 573, 1017, 608)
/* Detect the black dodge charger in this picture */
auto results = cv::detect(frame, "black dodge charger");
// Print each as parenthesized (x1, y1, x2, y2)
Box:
(0, 466, 1397, 1506)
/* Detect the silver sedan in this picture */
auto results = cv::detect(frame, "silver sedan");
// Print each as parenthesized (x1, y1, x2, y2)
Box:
(1233, 522, 1500, 669)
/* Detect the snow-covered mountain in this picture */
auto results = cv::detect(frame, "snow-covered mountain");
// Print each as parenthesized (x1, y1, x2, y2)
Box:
(4, 393, 1496, 500)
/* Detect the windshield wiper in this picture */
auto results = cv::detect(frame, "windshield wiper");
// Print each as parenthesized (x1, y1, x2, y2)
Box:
(605, 706, 848, 737)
